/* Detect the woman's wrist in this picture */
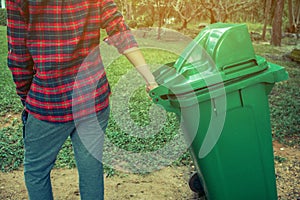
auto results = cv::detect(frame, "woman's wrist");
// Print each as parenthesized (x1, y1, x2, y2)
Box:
(135, 64, 156, 85)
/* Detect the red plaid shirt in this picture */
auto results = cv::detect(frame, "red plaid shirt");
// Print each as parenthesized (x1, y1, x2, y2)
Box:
(7, 0, 138, 122)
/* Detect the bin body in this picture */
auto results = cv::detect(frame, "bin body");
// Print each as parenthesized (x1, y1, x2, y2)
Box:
(182, 81, 277, 200)
(150, 23, 288, 200)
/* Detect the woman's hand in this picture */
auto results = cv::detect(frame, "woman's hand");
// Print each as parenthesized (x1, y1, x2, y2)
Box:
(146, 82, 158, 93)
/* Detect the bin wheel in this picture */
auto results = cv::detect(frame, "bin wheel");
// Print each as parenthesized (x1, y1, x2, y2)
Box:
(188, 172, 205, 197)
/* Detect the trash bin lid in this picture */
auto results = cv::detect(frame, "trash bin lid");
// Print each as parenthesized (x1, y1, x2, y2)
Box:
(153, 23, 269, 95)
(178, 23, 268, 88)
(150, 23, 288, 111)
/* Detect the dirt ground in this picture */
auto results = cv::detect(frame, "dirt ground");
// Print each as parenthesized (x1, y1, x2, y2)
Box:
(0, 166, 196, 200)
(0, 141, 299, 200)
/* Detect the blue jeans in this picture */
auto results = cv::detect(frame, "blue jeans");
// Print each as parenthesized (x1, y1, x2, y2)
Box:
(22, 107, 110, 200)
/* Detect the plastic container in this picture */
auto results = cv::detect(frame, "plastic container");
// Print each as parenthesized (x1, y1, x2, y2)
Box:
(150, 23, 288, 200)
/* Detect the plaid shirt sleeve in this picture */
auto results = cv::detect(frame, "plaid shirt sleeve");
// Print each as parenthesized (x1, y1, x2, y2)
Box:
(100, 0, 138, 53)
(7, 0, 34, 102)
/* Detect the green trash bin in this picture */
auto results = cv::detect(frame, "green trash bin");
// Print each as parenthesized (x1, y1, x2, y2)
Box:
(150, 23, 288, 200)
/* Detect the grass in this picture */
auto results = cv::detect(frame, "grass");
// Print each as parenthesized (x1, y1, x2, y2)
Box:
(253, 43, 300, 146)
(0, 24, 299, 173)
(0, 28, 23, 117)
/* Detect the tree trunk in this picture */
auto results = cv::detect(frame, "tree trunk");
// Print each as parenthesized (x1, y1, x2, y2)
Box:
(209, 9, 217, 24)
(150, 4, 155, 24)
(271, 0, 284, 46)
(157, 13, 163, 40)
(127, 2, 132, 20)
(288, 0, 296, 33)
(262, 0, 272, 40)
(295, 0, 300, 25)
(181, 19, 188, 29)
(223, 14, 228, 23)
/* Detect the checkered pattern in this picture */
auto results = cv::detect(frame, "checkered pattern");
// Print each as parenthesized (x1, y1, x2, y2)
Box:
(7, 0, 138, 122)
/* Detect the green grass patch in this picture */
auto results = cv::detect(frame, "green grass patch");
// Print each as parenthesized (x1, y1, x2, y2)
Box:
(253, 43, 300, 146)
(0, 27, 23, 117)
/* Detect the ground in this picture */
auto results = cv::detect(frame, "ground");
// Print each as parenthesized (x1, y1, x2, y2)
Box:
(0, 141, 299, 200)
(1, 166, 195, 200)
(273, 141, 300, 200)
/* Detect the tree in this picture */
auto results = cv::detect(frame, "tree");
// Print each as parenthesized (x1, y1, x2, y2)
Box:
(288, 0, 296, 32)
(199, 0, 255, 23)
(154, 0, 172, 29)
(262, 0, 272, 40)
(287, 0, 300, 33)
(115, 0, 141, 21)
(296, 0, 300, 25)
(139, 0, 172, 39)
(271, 0, 285, 46)
(172, 0, 203, 29)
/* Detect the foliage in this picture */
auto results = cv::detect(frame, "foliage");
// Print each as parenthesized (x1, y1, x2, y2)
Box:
(274, 155, 287, 163)
(198, 0, 258, 23)
(172, 0, 203, 29)
(0, 122, 23, 171)
(0, 8, 6, 26)
(117, 0, 298, 44)
(116, 0, 266, 28)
